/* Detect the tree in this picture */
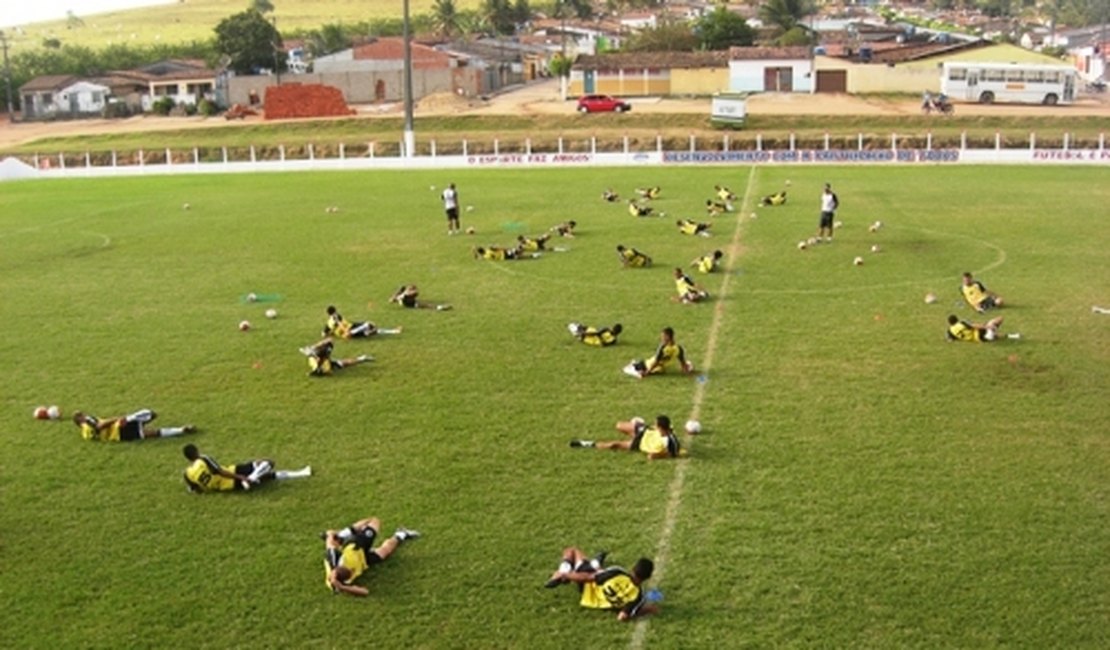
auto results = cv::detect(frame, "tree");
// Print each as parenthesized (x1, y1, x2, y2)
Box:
(695, 6, 755, 50)
(432, 0, 461, 39)
(483, 0, 517, 35)
(306, 23, 350, 58)
(623, 20, 698, 52)
(252, 0, 275, 14)
(214, 9, 284, 75)
(758, 0, 813, 37)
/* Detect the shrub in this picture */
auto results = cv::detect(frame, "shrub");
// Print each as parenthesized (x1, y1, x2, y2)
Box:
(197, 99, 219, 117)
(151, 96, 176, 116)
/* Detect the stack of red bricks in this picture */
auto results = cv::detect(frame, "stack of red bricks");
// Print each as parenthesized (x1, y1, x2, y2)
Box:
(263, 84, 355, 120)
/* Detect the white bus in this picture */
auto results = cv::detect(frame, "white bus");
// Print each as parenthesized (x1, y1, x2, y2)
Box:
(941, 62, 1078, 105)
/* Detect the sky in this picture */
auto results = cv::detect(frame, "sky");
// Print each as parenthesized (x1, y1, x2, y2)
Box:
(1, 0, 175, 29)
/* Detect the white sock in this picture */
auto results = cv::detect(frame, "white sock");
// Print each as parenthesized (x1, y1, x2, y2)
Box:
(336, 527, 355, 543)
(160, 427, 186, 437)
(380, 328, 401, 334)
(127, 409, 155, 423)
(558, 561, 572, 574)
(394, 530, 410, 541)
(276, 466, 311, 480)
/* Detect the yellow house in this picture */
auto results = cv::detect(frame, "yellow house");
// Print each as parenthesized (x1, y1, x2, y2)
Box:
(813, 42, 1065, 94)
(570, 51, 729, 97)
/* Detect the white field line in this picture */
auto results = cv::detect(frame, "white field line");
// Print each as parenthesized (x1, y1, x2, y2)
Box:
(629, 167, 758, 650)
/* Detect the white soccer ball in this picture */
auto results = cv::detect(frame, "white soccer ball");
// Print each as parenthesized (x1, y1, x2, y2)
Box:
(853, 256, 864, 266)
(834, 220, 843, 229)
(239, 320, 252, 331)
(265, 308, 278, 319)
(870, 244, 881, 253)
(182, 202, 191, 211)
(924, 293, 938, 304)
(47, 405, 60, 420)
(797, 241, 807, 250)
(807, 237, 819, 246)
(246, 292, 258, 302)
(684, 419, 702, 434)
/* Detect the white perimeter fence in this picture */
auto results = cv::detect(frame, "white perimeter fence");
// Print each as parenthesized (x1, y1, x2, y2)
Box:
(4, 131, 1109, 180)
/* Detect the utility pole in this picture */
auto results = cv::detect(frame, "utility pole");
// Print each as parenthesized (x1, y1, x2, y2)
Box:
(0, 30, 13, 121)
(402, 0, 415, 158)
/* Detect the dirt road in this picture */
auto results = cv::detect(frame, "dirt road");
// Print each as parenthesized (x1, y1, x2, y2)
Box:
(1, 78, 1106, 150)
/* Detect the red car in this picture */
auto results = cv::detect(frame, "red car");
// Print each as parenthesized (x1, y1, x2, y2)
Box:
(576, 94, 631, 113)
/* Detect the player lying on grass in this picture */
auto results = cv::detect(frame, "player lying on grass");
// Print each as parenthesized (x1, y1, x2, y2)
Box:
(323, 516, 420, 597)
(543, 547, 658, 621)
(473, 245, 541, 261)
(673, 267, 709, 304)
(72, 409, 195, 442)
(299, 337, 374, 376)
(616, 244, 652, 268)
(550, 220, 577, 238)
(602, 189, 620, 202)
(570, 415, 683, 460)
(691, 250, 723, 274)
(636, 186, 661, 200)
(960, 272, 1005, 313)
(628, 199, 653, 217)
(624, 327, 695, 378)
(517, 234, 567, 253)
(182, 443, 311, 493)
(677, 218, 712, 237)
(946, 315, 1020, 342)
(715, 184, 736, 201)
(760, 190, 787, 206)
(389, 284, 452, 310)
(567, 322, 622, 347)
(705, 199, 729, 216)
(322, 305, 401, 339)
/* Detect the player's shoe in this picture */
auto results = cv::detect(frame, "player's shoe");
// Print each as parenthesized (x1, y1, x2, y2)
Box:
(357, 354, 374, 362)
(544, 575, 567, 589)
(436, 304, 452, 311)
(183, 425, 197, 434)
(394, 527, 421, 541)
(567, 322, 583, 335)
(299, 346, 314, 356)
(591, 550, 608, 568)
(569, 440, 594, 448)
(1007, 333, 1022, 340)
(623, 362, 643, 379)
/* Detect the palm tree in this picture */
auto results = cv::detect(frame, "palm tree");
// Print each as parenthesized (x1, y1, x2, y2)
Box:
(758, 0, 813, 37)
(432, 0, 461, 39)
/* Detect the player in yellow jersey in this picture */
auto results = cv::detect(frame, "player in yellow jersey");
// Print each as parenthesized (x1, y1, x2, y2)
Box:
(389, 284, 452, 310)
(760, 190, 787, 206)
(677, 218, 712, 237)
(550, 220, 577, 238)
(946, 314, 1019, 342)
(472, 245, 541, 261)
(673, 267, 709, 304)
(624, 327, 695, 378)
(322, 305, 401, 339)
(567, 322, 622, 347)
(517, 234, 567, 253)
(692, 250, 724, 274)
(705, 199, 728, 216)
(299, 337, 374, 377)
(960, 272, 1004, 313)
(182, 444, 311, 493)
(628, 199, 653, 217)
(543, 547, 658, 621)
(570, 414, 682, 460)
(602, 189, 620, 202)
(616, 244, 652, 268)
(636, 186, 661, 200)
(323, 516, 421, 597)
(72, 409, 195, 442)
(715, 184, 736, 202)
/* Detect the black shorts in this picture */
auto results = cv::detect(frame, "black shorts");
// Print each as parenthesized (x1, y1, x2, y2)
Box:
(979, 296, 998, 310)
(350, 524, 379, 552)
(629, 422, 647, 452)
(446, 207, 459, 221)
(118, 420, 143, 441)
(400, 294, 417, 308)
(819, 211, 835, 228)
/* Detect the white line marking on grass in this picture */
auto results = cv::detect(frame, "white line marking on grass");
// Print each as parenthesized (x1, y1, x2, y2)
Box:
(629, 167, 758, 650)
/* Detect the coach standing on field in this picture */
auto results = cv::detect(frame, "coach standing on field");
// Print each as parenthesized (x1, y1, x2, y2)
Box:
(816, 182, 839, 243)
(442, 182, 460, 235)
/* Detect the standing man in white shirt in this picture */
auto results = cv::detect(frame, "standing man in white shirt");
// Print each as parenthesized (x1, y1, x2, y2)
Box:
(817, 182, 839, 242)
(442, 182, 460, 235)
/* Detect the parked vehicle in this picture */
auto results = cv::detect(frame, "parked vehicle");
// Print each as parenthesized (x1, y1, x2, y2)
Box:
(576, 94, 631, 113)
(941, 62, 1077, 106)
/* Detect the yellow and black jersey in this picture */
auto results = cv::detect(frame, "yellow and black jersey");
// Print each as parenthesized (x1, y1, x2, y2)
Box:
(677, 220, 708, 236)
(646, 342, 686, 373)
(580, 327, 619, 347)
(675, 273, 697, 296)
(645, 187, 660, 200)
(184, 455, 236, 492)
(478, 247, 513, 261)
(761, 191, 787, 206)
(518, 236, 548, 252)
(961, 281, 987, 310)
(579, 567, 646, 616)
(628, 202, 650, 218)
(716, 186, 734, 202)
(79, 416, 134, 442)
(946, 320, 985, 342)
(637, 426, 679, 457)
(695, 254, 718, 274)
(323, 543, 371, 590)
(323, 313, 351, 339)
(619, 248, 651, 268)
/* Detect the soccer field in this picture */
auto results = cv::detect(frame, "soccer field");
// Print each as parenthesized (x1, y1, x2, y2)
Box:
(1, 165, 1107, 648)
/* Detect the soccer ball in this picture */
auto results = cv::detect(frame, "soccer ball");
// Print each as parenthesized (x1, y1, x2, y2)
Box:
(466, 226, 476, 235)
(870, 244, 881, 253)
(33, 406, 49, 420)
(684, 419, 702, 434)
(465, 205, 474, 212)
(265, 308, 278, 319)
(239, 320, 252, 331)
(797, 241, 807, 250)
(182, 203, 191, 211)
(246, 292, 258, 302)
(47, 405, 61, 420)
(834, 220, 843, 229)
(924, 293, 938, 304)
(853, 256, 864, 266)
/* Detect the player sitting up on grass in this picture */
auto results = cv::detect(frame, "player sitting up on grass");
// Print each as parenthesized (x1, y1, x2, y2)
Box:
(673, 267, 709, 304)
(570, 415, 682, 460)
(73, 409, 195, 442)
(299, 337, 374, 376)
(602, 189, 620, 202)
(677, 218, 712, 237)
(715, 184, 736, 202)
(323, 516, 420, 597)
(568, 322, 623, 347)
(946, 314, 1020, 342)
(760, 190, 787, 206)
(623, 327, 695, 378)
(182, 443, 311, 493)
(389, 284, 452, 310)
(616, 244, 652, 268)
(550, 220, 577, 238)
(960, 272, 1004, 313)
(543, 547, 658, 621)
(322, 305, 401, 339)
(705, 199, 729, 216)
(628, 199, 653, 218)
(692, 250, 724, 274)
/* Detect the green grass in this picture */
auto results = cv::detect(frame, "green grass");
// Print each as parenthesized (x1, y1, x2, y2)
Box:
(0, 166, 1107, 648)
